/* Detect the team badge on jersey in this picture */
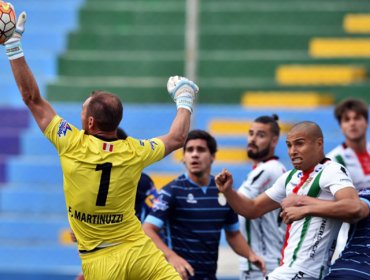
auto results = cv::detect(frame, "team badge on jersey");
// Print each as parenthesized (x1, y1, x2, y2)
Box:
(103, 143, 113, 152)
(57, 120, 72, 137)
(186, 193, 197, 204)
(218, 193, 227, 206)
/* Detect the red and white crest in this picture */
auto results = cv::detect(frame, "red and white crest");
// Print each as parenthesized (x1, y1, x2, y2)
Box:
(103, 143, 113, 152)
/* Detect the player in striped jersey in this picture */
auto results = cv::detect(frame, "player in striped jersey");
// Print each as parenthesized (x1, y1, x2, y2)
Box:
(324, 187, 370, 279)
(216, 122, 366, 280)
(143, 130, 265, 280)
(326, 98, 370, 262)
(238, 115, 286, 280)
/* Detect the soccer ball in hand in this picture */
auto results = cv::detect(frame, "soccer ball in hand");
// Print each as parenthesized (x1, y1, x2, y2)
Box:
(0, 1, 16, 44)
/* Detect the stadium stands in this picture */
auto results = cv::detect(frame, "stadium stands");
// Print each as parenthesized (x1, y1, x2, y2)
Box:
(46, 0, 370, 104)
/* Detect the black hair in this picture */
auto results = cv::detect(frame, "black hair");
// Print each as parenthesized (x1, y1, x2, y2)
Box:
(334, 98, 368, 124)
(183, 129, 217, 155)
(254, 114, 280, 136)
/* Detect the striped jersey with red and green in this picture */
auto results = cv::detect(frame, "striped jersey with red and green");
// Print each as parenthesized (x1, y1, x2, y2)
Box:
(265, 160, 355, 279)
(327, 143, 370, 191)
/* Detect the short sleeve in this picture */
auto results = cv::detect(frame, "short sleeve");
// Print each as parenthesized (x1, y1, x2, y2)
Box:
(43, 115, 81, 155)
(223, 207, 239, 232)
(320, 163, 355, 195)
(144, 184, 173, 228)
(239, 169, 270, 199)
(265, 173, 288, 204)
(128, 137, 165, 168)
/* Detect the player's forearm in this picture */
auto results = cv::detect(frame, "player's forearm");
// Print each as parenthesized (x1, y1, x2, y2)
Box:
(224, 189, 259, 219)
(160, 108, 191, 156)
(226, 231, 253, 259)
(142, 223, 176, 260)
(10, 57, 42, 104)
(303, 198, 367, 223)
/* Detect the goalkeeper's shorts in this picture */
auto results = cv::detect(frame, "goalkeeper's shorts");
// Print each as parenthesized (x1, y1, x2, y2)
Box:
(81, 235, 180, 280)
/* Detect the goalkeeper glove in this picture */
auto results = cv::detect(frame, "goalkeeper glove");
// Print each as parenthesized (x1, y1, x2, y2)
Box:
(167, 76, 199, 113)
(5, 10, 26, 60)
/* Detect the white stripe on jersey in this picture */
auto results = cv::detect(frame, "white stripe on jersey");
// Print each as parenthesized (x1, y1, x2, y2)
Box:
(327, 143, 370, 191)
(238, 158, 286, 272)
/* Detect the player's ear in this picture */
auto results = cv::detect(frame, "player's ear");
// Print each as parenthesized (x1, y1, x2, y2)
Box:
(88, 116, 94, 129)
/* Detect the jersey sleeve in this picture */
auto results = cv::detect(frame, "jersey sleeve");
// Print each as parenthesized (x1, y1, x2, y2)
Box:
(223, 207, 239, 232)
(238, 169, 271, 199)
(144, 184, 173, 229)
(128, 137, 165, 168)
(320, 163, 355, 195)
(43, 115, 80, 155)
(265, 172, 289, 203)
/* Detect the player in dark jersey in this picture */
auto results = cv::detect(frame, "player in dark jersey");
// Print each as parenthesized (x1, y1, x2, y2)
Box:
(143, 130, 265, 280)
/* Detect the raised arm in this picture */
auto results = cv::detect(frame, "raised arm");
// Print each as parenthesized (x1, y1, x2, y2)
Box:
(158, 76, 199, 156)
(215, 169, 280, 219)
(5, 11, 56, 132)
(281, 188, 369, 224)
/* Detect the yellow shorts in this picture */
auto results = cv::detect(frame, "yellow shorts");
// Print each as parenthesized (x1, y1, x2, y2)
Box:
(81, 236, 180, 280)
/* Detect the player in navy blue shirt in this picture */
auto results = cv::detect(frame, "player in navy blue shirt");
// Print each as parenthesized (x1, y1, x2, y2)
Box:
(324, 188, 370, 280)
(143, 130, 265, 280)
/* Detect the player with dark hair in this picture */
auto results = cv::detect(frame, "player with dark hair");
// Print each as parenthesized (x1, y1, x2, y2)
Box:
(238, 114, 286, 280)
(4, 10, 200, 279)
(216, 121, 366, 280)
(143, 129, 266, 280)
(327, 98, 370, 261)
(329, 98, 370, 192)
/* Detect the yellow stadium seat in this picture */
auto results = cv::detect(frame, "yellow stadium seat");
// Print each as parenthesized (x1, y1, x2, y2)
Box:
(59, 228, 74, 245)
(149, 173, 178, 188)
(344, 14, 370, 33)
(241, 91, 334, 108)
(309, 38, 370, 57)
(208, 120, 293, 135)
(276, 65, 366, 85)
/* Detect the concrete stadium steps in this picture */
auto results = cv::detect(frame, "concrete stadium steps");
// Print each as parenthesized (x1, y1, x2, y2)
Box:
(241, 92, 334, 108)
(67, 32, 184, 51)
(47, 0, 370, 105)
(58, 51, 184, 77)
(78, 0, 370, 28)
(198, 53, 370, 78)
(0, 0, 84, 107)
(49, 51, 370, 103)
(79, 3, 185, 27)
(56, 49, 370, 78)
(310, 38, 370, 57)
(0, 186, 65, 215)
(0, 214, 68, 242)
(0, 245, 80, 272)
(65, 32, 359, 52)
(0, 51, 56, 78)
(344, 14, 370, 34)
(46, 76, 370, 104)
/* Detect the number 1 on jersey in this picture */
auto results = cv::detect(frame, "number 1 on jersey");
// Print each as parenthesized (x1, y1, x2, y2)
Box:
(96, 163, 112, 206)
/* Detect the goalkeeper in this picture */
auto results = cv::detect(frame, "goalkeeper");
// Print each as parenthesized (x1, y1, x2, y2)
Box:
(4, 7, 199, 280)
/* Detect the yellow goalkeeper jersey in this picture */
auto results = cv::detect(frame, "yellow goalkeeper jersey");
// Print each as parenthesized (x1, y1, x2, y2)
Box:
(44, 115, 165, 251)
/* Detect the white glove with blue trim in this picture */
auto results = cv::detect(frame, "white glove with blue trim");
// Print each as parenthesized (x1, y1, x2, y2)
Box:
(5, 10, 26, 60)
(167, 76, 199, 113)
